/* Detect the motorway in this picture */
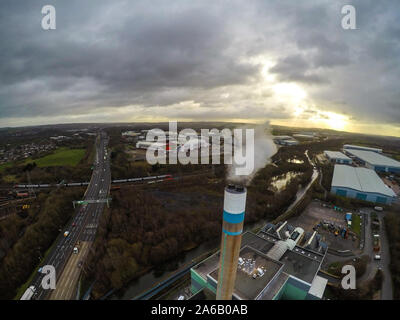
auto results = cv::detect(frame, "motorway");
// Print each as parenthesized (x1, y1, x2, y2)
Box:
(28, 131, 111, 300)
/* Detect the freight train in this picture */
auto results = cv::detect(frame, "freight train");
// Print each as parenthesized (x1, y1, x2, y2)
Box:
(13, 174, 173, 189)
(14, 182, 90, 188)
(111, 174, 172, 184)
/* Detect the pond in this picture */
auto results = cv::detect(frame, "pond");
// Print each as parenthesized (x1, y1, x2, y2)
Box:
(287, 158, 304, 164)
(269, 171, 302, 192)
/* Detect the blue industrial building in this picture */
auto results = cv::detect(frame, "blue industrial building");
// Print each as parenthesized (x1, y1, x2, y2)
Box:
(324, 151, 352, 164)
(331, 165, 397, 205)
(344, 149, 400, 173)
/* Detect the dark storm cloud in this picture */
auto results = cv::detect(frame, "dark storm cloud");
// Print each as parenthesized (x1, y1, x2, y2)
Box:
(0, 0, 399, 128)
(269, 54, 328, 84)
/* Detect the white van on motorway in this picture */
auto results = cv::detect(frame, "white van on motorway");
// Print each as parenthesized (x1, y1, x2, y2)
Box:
(374, 255, 381, 260)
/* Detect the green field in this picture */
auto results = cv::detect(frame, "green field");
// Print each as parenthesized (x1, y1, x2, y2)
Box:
(25, 147, 86, 167)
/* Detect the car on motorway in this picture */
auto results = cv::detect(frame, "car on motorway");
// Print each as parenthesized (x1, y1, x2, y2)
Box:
(374, 254, 381, 260)
(73, 247, 79, 254)
(72, 222, 76, 227)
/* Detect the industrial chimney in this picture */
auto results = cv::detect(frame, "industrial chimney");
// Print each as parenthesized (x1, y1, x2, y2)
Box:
(216, 184, 247, 300)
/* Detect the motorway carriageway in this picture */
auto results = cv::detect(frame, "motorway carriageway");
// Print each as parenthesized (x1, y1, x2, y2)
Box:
(27, 133, 109, 300)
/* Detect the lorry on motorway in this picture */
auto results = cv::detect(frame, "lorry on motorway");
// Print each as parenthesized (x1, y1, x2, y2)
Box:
(64, 231, 70, 237)
(20, 286, 36, 300)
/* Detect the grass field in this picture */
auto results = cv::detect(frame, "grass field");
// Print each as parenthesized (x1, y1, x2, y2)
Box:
(25, 147, 86, 167)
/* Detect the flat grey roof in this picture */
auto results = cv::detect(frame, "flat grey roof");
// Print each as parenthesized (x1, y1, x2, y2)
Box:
(332, 165, 396, 197)
(208, 246, 283, 300)
(344, 144, 382, 152)
(324, 151, 351, 160)
(192, 231, 325, 293)
(345, 149, 400, 169)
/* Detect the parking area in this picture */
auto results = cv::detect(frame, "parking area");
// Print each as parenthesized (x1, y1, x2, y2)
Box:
(287, 200, 360, 251)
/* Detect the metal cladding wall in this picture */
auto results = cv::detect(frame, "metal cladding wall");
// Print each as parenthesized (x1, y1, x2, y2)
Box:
(216, 185, 247, 300)
(331, 187, 394, 204)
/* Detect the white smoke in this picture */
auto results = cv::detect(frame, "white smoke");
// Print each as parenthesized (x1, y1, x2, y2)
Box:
(227, 121, 277, 186)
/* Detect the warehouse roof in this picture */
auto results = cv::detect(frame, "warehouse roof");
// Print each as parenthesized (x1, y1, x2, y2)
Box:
(208, 246, 284, 300)
(324, 151, 351, 160)
(332, 165, 396, 197)
(345, 149, 400, 168)
(343, 144, 382, 153)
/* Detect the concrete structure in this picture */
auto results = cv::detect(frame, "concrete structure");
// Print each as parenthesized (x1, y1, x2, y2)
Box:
(331, 165, 396, 204)
(343, 144, 382, 153)
(344, 149, 400, 173)
(191, 221, 328, 300)
(216, 185, 247, 300)
(324, 151, 352, 164)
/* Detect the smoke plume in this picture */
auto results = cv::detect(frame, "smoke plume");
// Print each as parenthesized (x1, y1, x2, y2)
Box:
(227, 121, 277, 186)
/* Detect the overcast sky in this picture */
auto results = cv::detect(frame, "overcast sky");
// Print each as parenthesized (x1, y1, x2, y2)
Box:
(0, 0, 399, 136)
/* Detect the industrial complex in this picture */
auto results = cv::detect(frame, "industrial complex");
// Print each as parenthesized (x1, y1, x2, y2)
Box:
(273, 136, 299, 146)
(343, 149, 400, 173)
(190, 226, 328, 300)
(343, 144, 382, 154)
(331, 165, 397, 204)
(190, 185, 329, 300)
(324, 151, 352, 164)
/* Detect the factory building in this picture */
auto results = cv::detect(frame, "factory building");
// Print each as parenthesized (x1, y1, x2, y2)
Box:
(293, 133, 317, 140)
(344, 149, 400, 173)
(273, 136, 299, 146)
(343, 144, 382, 154)
(331, 165, 396, 204)
(190, 218, 329, 300)
(324, 151, 352, 164)
(136, 141, 168, 150)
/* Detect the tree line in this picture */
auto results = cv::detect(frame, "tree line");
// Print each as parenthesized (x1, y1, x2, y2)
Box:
(0, 188, 84, 299)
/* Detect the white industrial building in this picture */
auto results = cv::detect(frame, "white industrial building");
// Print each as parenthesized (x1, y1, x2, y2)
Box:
(122, 131, 140, 137)
(343, 144, 382, 153)
(136, 141, 168, 150)
(324, 151, 352, 164)
(273, 136, 299, 146)
(331, 165, 396, 204)
(344, 149, 400, 173)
